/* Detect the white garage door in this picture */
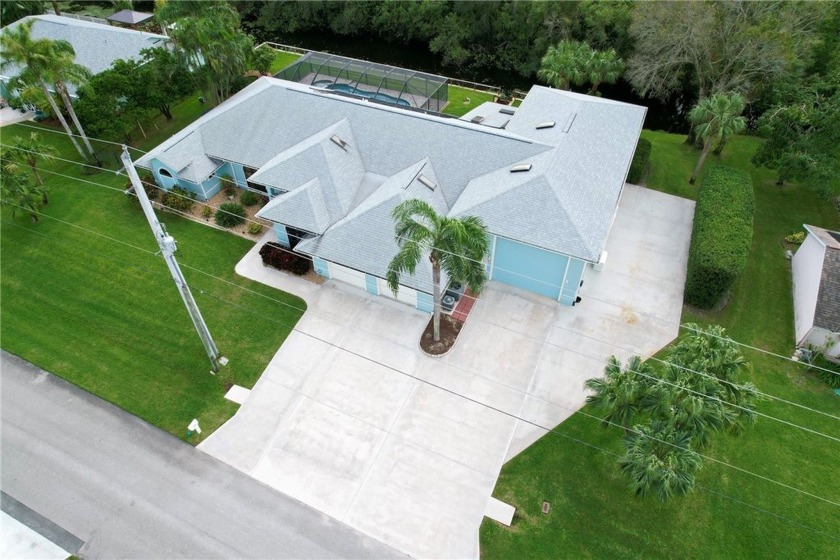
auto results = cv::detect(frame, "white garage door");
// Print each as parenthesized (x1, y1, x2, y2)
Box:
(328, 262, 366, 290)
(377, 278, 417, 306)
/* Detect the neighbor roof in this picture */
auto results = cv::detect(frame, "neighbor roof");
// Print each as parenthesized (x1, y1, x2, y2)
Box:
(137, 77, 646, 287)
(107, 10, 154, 25)
(0, 14, 168, 95)
(805, 225, 840, 332)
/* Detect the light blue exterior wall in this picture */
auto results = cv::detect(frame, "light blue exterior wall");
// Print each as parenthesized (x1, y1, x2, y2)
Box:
(365, 274, 378, 295)
(274, 224, 290, 247)
(416, 291, 434, 313)
(149, 157, 218, 201)
(215, 161, 248, 188)
(490, 235, 585, 305)
(150, 159, 179, 191)
(313, 257, 330, 278)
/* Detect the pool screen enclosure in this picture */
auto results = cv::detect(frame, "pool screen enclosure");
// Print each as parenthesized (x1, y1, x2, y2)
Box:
(275, 51, 449, 112)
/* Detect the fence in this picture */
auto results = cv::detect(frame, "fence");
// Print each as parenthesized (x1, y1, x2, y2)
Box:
(257, 42, 502, 97)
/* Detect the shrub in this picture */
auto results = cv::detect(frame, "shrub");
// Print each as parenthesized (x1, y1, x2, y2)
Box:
(814, 355, 840, 389)
(684, 166, 755, 308)
(247, 221, 264, 235)
(126, 176, 158, 202)
(215, 202, 246, 227)
(201, 205, 213, 219)
(627, 138, 652, 184)
(259, 241, 311, 275)
(785, 231, 805, 245)
(240, 190, 262, 206)
(222, 181, 236, 196)
(160, 186, 195, 212)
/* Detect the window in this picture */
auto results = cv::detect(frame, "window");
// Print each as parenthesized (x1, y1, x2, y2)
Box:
(158, 168, 173, 178)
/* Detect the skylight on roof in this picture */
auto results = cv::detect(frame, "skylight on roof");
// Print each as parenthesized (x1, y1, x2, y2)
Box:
(330, 134, 348, 150)
(536, 121, 556, 129)
(417, 174, 437, 191)
(470, 115, 485, 124)
(510, 164, 532, 173)
(499, 107, 516, 115)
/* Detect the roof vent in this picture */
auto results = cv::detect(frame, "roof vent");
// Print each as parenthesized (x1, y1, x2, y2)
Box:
(562, 113, 577, 133)
(417, 174, 437, 191)
(536, 121, 556, 129)
(510, 164, 532, 173)
(499, 107, 516, 115)
(470, 115, 485, 124)
(330, 134, 348, 150)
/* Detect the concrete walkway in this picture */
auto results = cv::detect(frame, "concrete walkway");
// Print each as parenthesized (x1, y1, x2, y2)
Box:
(0, 107, 34, 127)
(202, 185, 695, 559)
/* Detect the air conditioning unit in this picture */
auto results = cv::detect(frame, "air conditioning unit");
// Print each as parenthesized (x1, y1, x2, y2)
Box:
(593, 251, 608, 272)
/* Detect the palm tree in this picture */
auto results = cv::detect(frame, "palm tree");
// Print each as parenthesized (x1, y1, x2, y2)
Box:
(618, 420, 702, 501)
(46, 41, 97, 162)
(5, 132, 57, 186)
(585, 355, 655, 435)
(0, 20, 87, 160)
(688, 92, 747, 184)
(387, 199, 489, 342)
(585, 48, 624, 96)
(537, 40, 592, 90)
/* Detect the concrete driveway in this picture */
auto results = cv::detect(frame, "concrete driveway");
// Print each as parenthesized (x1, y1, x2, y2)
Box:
(200, 184, 694, 558)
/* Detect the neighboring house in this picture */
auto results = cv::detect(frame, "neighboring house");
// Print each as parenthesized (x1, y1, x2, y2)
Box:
(792, 224, 840, 360)
(136, 76, 646, 310)
(0, 14, 168, 98)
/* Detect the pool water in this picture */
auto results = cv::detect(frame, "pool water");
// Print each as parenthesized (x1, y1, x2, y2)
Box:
(312, 80, 410, 107)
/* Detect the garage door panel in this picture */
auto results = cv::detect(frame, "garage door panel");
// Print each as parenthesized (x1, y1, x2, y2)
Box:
(492, 237, 565, 299)
(328, 262, 366, 289)
(377, 278, 417, 305)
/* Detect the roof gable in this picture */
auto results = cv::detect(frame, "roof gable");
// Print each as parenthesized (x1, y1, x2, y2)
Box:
(257, 178, 331, 234)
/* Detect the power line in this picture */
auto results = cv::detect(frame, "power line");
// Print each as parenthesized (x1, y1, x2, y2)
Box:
(3, 158, 840, 428)
(7, 142, 839, 384)
(4, 207, 840, 512)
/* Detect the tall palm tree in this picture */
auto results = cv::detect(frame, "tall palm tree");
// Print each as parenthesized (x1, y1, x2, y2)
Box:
(46, 41, 97, 162)
(585, 49, 624, 96)
(387, 199, 489, 342)
(537, 40, 592, 90)
(5, 131, 57, 186)
(0, 20, 87, 160)
(688, 92, 747, 184)
(585, 355, 655, 435)
(618, 420, 702, 501)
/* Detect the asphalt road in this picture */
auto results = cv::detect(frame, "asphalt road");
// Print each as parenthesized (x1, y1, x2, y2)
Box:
(0, 351, 404, 559)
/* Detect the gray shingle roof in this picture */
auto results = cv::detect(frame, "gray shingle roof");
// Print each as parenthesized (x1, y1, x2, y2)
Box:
(257, 178, 331, 235)
(295, 159, 449, 293)
(0, 15, 168, 96)
(137, 78, 646, 265)
(805, 225, 840, 333)
(248, 119, 365, 221)
(106, 10, 154, 25)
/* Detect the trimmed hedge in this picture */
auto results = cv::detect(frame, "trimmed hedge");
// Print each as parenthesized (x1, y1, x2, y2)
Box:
(627, 138, 652, 184)
(239, 190, 263, 206)
(684, 166, 755, 308)
(160, 186, 194, 212)
(259, 242, 311, 275)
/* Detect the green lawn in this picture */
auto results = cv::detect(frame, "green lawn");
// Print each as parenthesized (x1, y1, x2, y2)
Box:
(443, 85, 497, 117)
(480, 131, 840, 558)
(270, 50, 302, 75)
(0, 99, 305, 442)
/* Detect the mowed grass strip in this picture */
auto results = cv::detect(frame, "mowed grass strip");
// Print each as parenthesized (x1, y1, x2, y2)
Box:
(0, 106, 305, 442)
(480, 131, 840, 559)
(443, 85, 497, 117)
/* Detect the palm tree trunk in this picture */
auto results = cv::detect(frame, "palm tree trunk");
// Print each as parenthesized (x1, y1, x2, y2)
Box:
(38, 79, 86, 160)
(689, 139, 711, 184)
(29, 163, 43, 185)
(56, 83, 98, 163)
(589, 81, 601, 95)
(432, 261, 442, 343)
(51, 0, 60, 15)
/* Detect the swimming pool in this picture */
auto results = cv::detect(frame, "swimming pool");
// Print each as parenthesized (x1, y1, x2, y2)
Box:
(312, 80, 411, 107)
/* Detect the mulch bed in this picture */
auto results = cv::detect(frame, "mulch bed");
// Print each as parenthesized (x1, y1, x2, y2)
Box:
(420, 313, 464, 356)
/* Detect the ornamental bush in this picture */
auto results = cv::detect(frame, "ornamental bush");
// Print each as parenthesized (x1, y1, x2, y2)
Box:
(259, 241, 311, 275)
(215, 202, 246, 227)
(160, 186, 194, 212)
(627, 138, 651, 184)
(240, 190, 262, 206)
(684, 166, 755, 308)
